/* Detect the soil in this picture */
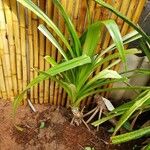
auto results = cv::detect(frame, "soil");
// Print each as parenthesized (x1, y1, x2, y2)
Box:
(0, 99, 139, 150)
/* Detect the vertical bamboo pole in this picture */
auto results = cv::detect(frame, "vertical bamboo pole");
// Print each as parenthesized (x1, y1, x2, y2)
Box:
(44, 0, 53, 103)
(128, 0, 146, 31)
(27, 7, 34, 103)
(76, 0, 87, 36)
(19, 3, 27, 104)
(3, 0, 18, 97)
(44, 0, 53, 104)
(0, 35, 7, 98)
(57, 0, 66, 106)
(53, 5, 62, 106)
(60, 0, 72, 107)
(1, 0, 14, 100)
(50, 5, 58, 105)
(32, 0, 39, 104)
(39, 0, 45, 104)
(10, 0, 22, 97)
(72, 0, 80, 28)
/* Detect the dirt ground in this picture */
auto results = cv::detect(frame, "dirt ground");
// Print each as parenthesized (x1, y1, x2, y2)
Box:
(0, 99, 139, 150)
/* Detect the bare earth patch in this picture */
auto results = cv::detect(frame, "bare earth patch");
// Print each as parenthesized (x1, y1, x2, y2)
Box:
(0, 99, 136, 150)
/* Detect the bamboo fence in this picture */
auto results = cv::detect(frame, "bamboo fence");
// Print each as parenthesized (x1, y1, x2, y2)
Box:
(0, 0, 146, 106)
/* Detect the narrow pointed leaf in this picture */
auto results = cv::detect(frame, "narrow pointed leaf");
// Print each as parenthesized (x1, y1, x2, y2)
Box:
(95, 0, 150, 44)
(140, 38, 150, 61)
(38, 25, 68, 60)
(77, 19, 126, 90)
(52, 0, 81, 56)
(101, 30, 141, 56)
(113, 90, 150, 135)
(17, 0, 74, 57)
(75, 86, 150, 107)
(13, 55, 91, 115)
(86, 70, 122, 87)
(83, 21, 103, 57)
(111, 126, 150, 144)
(92, 112, 123, 126)
(102, 20, 126, 69)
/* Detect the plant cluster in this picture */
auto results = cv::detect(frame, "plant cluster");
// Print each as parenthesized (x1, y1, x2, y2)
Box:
(13, 0, 150, 147)
(92, 0, 150, 148)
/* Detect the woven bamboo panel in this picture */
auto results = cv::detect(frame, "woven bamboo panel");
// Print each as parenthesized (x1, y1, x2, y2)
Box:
(0, 0, 146, 106)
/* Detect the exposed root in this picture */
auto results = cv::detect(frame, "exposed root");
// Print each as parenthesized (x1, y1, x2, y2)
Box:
(84, 94, 107, 131)
(70, 107, 90, 131)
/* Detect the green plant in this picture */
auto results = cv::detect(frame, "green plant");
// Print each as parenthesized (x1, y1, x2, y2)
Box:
(95, 0, 150, 61)
(13, 0, 148, 126)
(92, 0, 150, 145)
(92, 90, 150, 144)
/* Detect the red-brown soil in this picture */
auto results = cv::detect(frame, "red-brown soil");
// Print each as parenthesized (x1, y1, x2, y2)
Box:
(0, 99, 137, 150)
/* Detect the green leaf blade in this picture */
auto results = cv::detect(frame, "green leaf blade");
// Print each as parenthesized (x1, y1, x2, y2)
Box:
(113, 90, 150, 135)
(53, 0, 81, 56)
(111, 126, 150, 144)
(17, 0, 74, 57)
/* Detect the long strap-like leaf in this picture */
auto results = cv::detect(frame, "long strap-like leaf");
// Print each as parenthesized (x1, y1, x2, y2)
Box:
(74, 86, 150, 107)
(52, 0, 81, 57)
(13, 55, 91, 115)
(17, 0, 74, 57)
(95, 0, 150, 44)
(38, 25, 69, 60)
(111, 126, 150, 144)
(77, 20, 126, 90)
(113, 90, 150, 135)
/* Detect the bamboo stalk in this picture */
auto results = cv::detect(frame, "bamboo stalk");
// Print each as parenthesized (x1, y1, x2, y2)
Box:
(44, 0, 53, 104)
(57, 0, 66, 106)
(61, 88, 67, 106)
(0, 35, 7, 98)
(60, 0, 73, 107)
(76, 0, 87, 36)
(1, 0, 14, 100)
(31, 0, 39, 104)
(53, 4, 63, 106)
(39, 0, 45, 104)
(4, 0, 18, 98)
(50, 4, 58, 105)
(10, 0, 22, 97)
(19, 2, 27, 104)
(27, 8, 34, 103)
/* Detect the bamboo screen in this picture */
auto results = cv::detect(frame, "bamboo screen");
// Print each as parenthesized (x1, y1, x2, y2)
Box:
(0, 0, 146, 106)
